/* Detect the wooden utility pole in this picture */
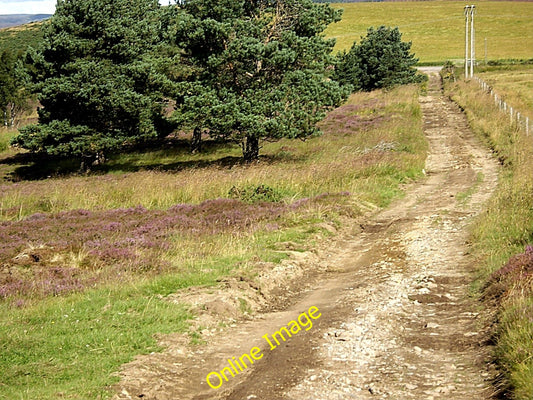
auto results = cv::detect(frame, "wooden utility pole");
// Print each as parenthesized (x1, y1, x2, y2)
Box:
(470, 5, 475, 78)
(464, 5, 470, 79)
(464, 5, 475, 79)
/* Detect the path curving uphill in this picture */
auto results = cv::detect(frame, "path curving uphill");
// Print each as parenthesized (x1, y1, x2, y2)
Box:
(113, 70, 499, 400)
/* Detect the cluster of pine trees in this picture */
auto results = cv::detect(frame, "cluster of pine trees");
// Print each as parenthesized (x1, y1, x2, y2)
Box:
(8, 0, 422, 166)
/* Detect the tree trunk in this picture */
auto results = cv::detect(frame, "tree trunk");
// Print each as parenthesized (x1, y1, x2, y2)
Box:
(243, 135, 259, 162)
(190, 127, 202, 153)
(9, 103, 16, 127)
(79, 152, 105, 173)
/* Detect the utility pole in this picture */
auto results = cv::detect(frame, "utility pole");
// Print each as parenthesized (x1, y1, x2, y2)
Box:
(464, 5, 476, 79)
(470, 5, 475, 78)
(464, 5, 470, 79)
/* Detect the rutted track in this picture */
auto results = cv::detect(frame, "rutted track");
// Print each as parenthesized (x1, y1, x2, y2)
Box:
(113, 69, 499, 400)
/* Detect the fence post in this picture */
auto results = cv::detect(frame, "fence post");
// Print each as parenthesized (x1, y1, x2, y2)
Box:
(475, 79, 529, 136)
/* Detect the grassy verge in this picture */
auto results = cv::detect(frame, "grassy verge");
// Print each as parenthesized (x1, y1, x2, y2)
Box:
(0, 84, 427, 399)
(325, 1, 533, 64)
(0, 288, 191, 399)
(443, 66, 533, 399)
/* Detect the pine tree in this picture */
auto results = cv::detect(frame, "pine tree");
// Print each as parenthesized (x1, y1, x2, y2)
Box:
(12, 0, 173, 168)
(174, 0, 349, 161)
(334, 26, 424, 92)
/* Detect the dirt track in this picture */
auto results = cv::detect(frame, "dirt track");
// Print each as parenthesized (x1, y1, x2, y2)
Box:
(112, 69, 499, 400)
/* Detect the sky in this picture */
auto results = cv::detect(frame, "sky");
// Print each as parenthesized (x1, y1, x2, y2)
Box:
(0, 0, 56, 14)
(0, 0, 169, 15)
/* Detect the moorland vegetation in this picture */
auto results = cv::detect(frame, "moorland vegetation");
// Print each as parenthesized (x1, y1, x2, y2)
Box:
(0, 1, 531, 399)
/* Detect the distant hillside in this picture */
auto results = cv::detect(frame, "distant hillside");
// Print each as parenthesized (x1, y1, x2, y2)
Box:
(0, 21, 45, 55)
(0, 14, 51, 29)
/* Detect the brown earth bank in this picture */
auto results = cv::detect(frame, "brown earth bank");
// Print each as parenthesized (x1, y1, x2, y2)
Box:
(112, 69, 500, 400)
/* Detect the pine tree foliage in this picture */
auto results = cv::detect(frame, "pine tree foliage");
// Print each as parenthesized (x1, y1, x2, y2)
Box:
(175, 0, 350, 161)
(334, 26, 424, 92)
(12, 0, 173, 166)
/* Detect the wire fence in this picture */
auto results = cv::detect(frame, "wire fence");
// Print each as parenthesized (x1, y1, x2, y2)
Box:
(472, 76, 530, 136)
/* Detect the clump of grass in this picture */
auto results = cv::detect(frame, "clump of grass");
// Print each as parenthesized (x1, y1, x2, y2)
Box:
(456, 172, 484, 205)
(228, 184, 283, 203)
(444, 67, 533, 399)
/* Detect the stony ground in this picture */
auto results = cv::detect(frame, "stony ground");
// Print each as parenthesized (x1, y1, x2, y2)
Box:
(112, 69, 499, 400)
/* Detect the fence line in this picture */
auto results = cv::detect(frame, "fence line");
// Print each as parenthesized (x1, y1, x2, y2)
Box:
(472, 76, 530, 136)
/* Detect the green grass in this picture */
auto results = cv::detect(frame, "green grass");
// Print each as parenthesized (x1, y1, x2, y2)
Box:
(456, 171, 485, 204)
(444, 65, 533, 399)
(0, 287, 192, 400)
(0, 128, 16, 152)
(326, 1, 533, 64)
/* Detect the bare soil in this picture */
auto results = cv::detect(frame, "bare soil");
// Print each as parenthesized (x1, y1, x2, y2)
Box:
(112, 70, 500, 400)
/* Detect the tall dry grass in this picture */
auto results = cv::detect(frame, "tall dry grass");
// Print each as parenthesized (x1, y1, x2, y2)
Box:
(0, 86, 426, 221)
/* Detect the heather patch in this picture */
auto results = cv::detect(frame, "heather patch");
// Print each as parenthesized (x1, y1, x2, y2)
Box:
(486, 245, 533, 301)
(490, 245, 533, 286)
(320, 100, 390, 136)
(0, 193, 356, 301)
(0, 199, 290, 300)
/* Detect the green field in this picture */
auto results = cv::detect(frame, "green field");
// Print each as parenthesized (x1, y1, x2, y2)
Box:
(477, 64, 533, 120)
(326, 1, 533, 64)
(1, 2, 532, 64)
